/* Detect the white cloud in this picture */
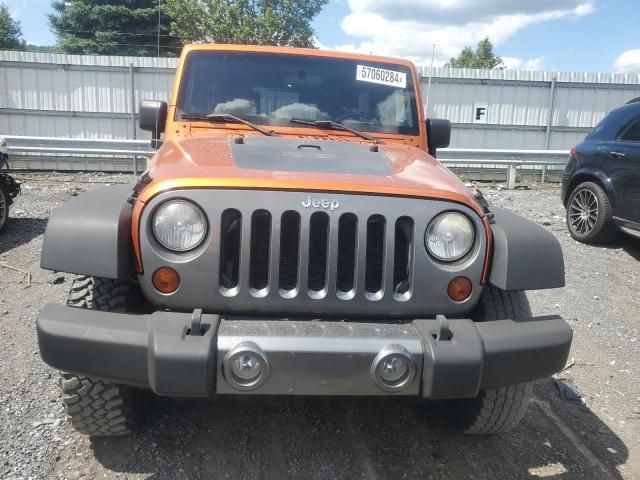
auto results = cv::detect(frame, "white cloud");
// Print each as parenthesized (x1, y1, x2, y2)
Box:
(498, 56, 545, 70)
(614, 49, 640, 73)
(334, 0, 594, 67)
(524, 56, 545, 70)
(501, 56, 523, 69)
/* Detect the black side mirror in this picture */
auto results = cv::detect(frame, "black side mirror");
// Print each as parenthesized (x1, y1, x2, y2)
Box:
(426, 118, 451, 157)
(139, 100, 168, 148)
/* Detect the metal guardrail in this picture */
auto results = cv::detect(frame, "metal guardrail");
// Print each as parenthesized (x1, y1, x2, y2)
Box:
(4, 135, 154, 174)
(2, 136, 569, 187)
(438, 148, 569, 188)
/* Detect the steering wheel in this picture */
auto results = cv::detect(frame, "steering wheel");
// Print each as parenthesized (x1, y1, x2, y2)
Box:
(335, 112, 378, 124)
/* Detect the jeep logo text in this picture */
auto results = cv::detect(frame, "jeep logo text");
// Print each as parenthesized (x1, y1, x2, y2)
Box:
(301, 196, 340, 211)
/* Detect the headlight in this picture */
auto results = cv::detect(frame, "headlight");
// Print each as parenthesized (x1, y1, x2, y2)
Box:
(425, 212, 474, 261)
(153, 200, 208, 252)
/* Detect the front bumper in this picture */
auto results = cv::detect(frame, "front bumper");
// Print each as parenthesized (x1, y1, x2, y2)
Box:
(37, 304, 572, 399)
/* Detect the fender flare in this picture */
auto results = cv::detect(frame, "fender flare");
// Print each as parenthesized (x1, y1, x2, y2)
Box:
(489, 207, 565, 291)
(563, 167, 615, 206)
(41, 185, 133, 280)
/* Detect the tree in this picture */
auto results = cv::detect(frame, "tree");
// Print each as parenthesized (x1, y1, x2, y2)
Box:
(164, 0, 329, 48)
(0, 3, 25, 50)
(49, 1, 182, 56)
(446, 38, 505, 70)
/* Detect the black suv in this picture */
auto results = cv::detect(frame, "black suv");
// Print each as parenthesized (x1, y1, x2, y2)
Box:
(562, 99, 640, 243)
(0, 137, 21, 233)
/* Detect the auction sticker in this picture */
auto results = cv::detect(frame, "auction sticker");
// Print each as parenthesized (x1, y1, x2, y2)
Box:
(356, 65, 407, 88)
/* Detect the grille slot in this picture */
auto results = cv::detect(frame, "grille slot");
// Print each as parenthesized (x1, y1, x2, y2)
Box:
(336, 213, 357, 294)
(365, 215, 386, 295)
(393, 217, 414, 298)
(249, 210, 271, 292)
(279, 211, 301, 292)
(219, 209, 242, 291)
(308, 212, 329, 292)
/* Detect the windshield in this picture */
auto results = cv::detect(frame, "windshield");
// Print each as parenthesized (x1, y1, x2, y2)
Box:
(176, 51, 420, 136)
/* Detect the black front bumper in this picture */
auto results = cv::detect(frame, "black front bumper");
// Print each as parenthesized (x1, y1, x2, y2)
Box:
(37, 304, 572, 399)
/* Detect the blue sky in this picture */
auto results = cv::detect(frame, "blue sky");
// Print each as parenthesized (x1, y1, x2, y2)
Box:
(4, 0, 640, 72)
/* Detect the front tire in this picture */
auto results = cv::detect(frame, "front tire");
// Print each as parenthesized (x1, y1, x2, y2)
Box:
(566, 181, 617, 243)
(60, 276, 141, 436)
(0, 184, 9, 233)
(449, 286, 535, 435)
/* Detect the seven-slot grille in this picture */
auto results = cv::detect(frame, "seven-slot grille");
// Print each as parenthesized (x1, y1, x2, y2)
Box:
(140, 190, 486, 317)
(218, 208, 415, 301)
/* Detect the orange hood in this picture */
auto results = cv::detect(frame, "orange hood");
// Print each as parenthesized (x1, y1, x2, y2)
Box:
(139, 133, 483, 216)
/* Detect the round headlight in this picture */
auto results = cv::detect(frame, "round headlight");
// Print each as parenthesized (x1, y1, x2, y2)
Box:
(153, 200, 208, 252)
(425, 212, 475, 261)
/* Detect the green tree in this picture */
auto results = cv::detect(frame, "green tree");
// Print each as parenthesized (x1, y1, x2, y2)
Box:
(49, 0, 182, 56)
(165, 0, 329, 48)
(446, 38, 505, 70)
(0, 3, 25, 50)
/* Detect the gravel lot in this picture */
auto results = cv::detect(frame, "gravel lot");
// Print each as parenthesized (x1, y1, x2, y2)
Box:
(1, 173, 639, 480)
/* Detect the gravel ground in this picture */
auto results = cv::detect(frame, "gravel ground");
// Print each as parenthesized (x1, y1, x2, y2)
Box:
(1, 173, 639, 480)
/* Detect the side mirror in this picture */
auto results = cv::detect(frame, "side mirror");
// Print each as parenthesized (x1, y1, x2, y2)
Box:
(426, 118, 451, 157)
(139, 100, 168, 148)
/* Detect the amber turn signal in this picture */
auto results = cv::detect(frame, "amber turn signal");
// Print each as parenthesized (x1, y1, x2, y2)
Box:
(447, 276, 472, 302)
(152, 267, 180, 294)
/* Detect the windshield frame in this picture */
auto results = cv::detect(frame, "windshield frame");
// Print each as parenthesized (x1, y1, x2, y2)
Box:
(172, 47, 424, 139)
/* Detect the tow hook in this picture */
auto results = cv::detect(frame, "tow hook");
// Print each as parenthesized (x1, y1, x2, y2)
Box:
(189, 308, 205, 336)
(436, 314, 452, 341)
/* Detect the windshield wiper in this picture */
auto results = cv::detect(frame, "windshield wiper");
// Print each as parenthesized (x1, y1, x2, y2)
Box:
(289, 119, 377, 142)
(181, 113, 274, 136)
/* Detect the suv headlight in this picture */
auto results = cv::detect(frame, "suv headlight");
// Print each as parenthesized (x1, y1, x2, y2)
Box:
(425, 212, 474, 261)
(153, 200, 208, 252)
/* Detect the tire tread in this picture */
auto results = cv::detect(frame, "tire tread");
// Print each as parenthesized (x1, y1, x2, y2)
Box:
(457, 286, 535, 435)
(59, 276, 138, 437)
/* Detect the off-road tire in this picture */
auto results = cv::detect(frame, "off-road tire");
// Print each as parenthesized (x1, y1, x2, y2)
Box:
(566, 181, 618, 244)
(0, 184, 9, 233)
(451, 286, 535, 435)
(60, 276, 140, 436)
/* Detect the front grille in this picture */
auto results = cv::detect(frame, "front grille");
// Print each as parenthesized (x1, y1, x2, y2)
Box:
(141, 190, 487, 317)
(217, 206, 416, 301)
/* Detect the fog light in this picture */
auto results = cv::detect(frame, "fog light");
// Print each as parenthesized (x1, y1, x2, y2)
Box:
(380, 356, 408, 383)
(223, 342, 269, 391)
(371, 345, 416, 392)
(232, 354, 262, 381)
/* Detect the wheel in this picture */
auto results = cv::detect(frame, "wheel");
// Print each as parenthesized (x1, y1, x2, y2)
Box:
(566, 181, 617, 243)
(59, 276, 142, 436)
(448, 286, 535, 435)
(0, 184, 9, 233)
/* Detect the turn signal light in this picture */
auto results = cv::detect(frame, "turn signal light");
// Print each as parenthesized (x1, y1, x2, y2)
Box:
(447, 276, 472, 302)
(152, 267, 180, 294)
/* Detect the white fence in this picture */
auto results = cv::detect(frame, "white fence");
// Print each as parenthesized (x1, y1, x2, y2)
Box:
(419, 67, 640, 150)
(2, 50, 640, 150)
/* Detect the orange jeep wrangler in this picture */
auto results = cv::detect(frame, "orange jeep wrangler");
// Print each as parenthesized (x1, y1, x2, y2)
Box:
(37, 44, 571, 436)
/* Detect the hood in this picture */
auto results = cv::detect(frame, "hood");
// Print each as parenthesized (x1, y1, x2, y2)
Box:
(140, 133, 482, 215)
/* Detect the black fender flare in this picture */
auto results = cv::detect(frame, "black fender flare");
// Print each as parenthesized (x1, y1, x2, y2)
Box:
(489, 207, 565, 291)
(41, 185, 133, 280)
(564, 167, 615, 207)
